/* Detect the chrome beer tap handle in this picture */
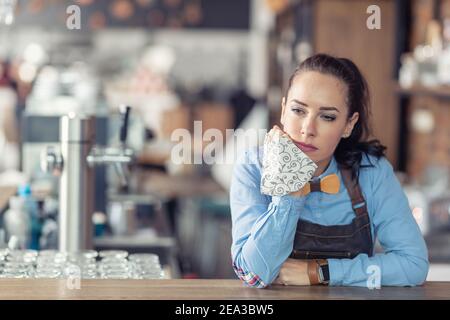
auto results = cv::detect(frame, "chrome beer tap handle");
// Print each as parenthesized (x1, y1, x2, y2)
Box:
(40, 146, 64, 176)
(87, 105, 135, 189)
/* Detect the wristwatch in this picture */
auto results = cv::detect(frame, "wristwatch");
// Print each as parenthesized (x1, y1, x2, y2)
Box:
(307, 259, 329, 285)
(317, 260, 330, 285)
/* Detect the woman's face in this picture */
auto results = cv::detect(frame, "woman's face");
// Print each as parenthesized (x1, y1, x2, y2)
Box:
(281, 71, 359, 169)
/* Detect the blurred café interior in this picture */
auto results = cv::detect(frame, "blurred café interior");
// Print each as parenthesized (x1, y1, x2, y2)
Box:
(0, 0, 450, 281)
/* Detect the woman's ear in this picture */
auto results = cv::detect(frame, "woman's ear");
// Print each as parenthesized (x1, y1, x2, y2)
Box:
(344, 112, 359, 137)
(280, 97, 286, 126)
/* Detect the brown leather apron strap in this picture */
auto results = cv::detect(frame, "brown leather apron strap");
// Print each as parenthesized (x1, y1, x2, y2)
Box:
(309, 181, 321, 192)
(340, 167, 367, 216)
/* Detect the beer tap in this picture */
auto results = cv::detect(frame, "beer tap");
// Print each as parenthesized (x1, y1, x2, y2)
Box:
(41, 105, 135, 252)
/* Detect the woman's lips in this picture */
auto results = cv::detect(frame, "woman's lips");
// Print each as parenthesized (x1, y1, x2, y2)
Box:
(293, 141, 318, 152)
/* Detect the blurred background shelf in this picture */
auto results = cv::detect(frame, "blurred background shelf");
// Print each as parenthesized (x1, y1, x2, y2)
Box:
(396, 83, 450, 99)
(94, 234, 176, 249)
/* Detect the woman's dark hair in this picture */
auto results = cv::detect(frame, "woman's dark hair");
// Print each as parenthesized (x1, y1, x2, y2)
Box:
(284, 53, 386, 180)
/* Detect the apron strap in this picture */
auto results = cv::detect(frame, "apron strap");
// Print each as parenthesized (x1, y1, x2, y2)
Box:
(340, 167, 367, 216)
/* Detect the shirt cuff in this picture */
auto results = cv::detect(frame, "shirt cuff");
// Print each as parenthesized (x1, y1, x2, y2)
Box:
(328, 258, 344, 286)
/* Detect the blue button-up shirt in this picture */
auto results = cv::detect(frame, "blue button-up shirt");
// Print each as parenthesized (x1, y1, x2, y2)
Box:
(230, 146, 429, 288)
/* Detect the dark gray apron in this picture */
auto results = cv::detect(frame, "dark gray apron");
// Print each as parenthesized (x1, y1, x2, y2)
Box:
(290, 166, 374, 260)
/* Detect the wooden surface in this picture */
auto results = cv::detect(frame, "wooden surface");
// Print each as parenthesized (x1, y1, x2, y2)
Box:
(0, 279, 448, 300)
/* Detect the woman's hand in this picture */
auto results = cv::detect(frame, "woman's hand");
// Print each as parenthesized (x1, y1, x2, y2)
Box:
(268, 125, 285, 138)
(260, 125, 317, 197)
(272, 259, 311, 286)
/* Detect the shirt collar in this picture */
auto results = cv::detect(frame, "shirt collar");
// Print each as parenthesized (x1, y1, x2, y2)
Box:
(312, 155, 338, 181)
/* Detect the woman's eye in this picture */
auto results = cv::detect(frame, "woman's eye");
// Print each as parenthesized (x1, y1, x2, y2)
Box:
(322, 115, 336, 121)
(291, 108, 305, 115)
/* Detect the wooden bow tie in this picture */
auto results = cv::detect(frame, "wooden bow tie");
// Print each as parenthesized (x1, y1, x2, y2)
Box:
(299, 173, 340, 196)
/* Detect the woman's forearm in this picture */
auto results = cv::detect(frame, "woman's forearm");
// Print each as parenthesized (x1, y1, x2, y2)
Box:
(231, 195, 306, 287)
(328, 251, 429, 287)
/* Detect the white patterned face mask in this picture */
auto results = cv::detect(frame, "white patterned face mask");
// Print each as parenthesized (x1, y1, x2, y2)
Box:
(261, 127, 318, 197)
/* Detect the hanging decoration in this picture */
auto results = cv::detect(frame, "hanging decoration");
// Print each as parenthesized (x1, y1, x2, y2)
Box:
(110, 0, 134, 21)
(183, 0, 202, 26)
(265, 0, 289, 14)
(89, 11, 106, 30)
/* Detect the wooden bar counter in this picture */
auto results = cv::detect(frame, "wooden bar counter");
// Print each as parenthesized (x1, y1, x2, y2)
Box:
(0, 279, 448, 300)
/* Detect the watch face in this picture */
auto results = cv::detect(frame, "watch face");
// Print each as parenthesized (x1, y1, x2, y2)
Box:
(318, 266, 324, 283)
(320, 263, 330, 283)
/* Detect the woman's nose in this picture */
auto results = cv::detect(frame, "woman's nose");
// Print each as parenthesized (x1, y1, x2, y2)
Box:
(301, 117, 317, 137)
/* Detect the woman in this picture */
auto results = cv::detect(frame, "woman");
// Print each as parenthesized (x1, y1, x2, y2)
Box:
(230, 54, 429, 287)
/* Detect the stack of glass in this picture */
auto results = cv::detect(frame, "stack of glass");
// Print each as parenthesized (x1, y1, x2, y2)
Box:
(98, 250, 129, 279)
(66, 250, 98, 279)
(0, 248, 11, 278)
(35, 250, 67, 278)
(0, 249, 164, 279)
(128, 253, 165, 279)
(1, 249, 37, 278)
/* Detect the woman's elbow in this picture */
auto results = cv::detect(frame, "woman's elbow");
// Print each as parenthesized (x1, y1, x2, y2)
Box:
(406, 257, 429, 286)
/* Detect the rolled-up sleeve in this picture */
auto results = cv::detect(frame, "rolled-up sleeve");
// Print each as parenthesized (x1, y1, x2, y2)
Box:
(328, 157, 429, 287)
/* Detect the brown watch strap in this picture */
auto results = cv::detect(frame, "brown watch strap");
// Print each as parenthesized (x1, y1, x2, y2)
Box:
(307, 259, 327, 285)
(307, 260, 320, 285)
